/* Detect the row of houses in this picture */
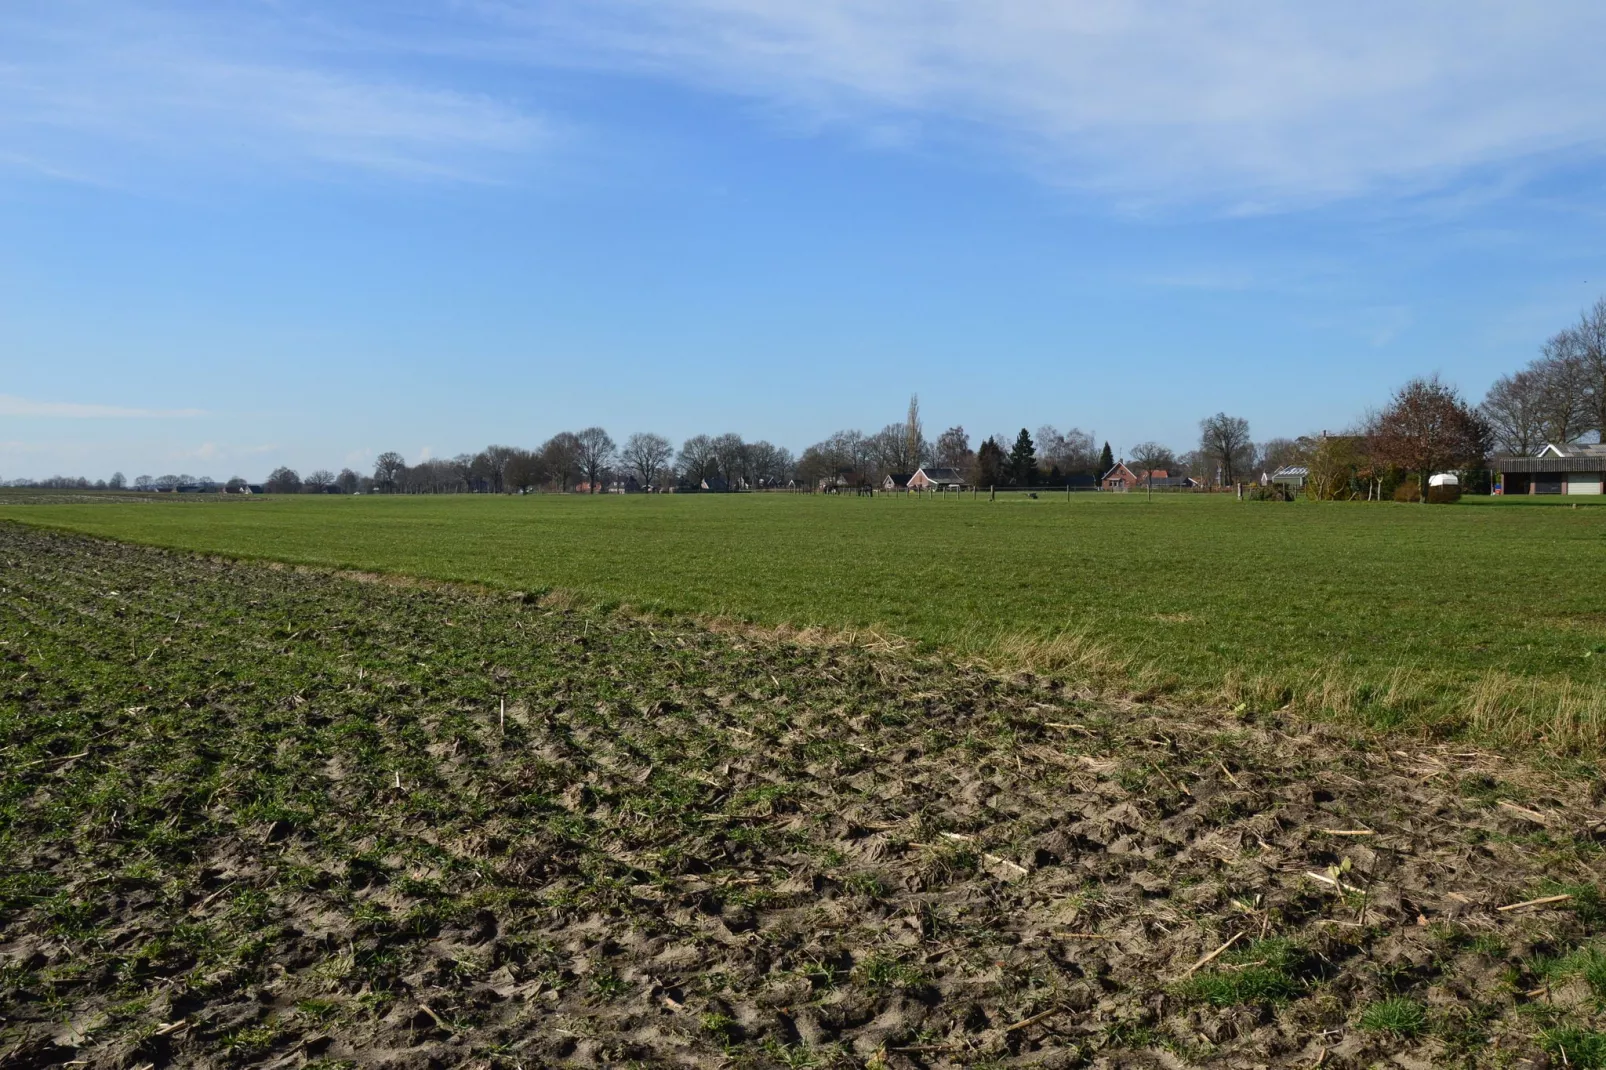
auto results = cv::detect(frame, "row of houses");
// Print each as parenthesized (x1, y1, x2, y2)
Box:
(878, 463, 1203, 493)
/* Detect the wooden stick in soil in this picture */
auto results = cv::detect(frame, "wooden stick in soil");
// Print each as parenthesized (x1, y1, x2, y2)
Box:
(1180, 930, 1244, 977)
(1004, 1005, 1065, 1033)
(1498, 893, 1572, 913)
(1497, 800, 1552, 824)
(18, 750, 89, 768)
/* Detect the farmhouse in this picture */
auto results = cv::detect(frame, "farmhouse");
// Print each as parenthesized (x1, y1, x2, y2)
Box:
(908, 466, 965, 491)
(1493, 443, 1606, 495)
(883, 472, 911, 491)
(1101, 462, 1138, 490)
(1102, 464, 1194, 491)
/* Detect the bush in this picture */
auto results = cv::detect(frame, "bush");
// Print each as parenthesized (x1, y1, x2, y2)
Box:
(1247, 485, 1294, 502)
(1393, 478, 1421, 503)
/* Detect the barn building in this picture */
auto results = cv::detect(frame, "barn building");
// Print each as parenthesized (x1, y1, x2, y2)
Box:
(1493, 443, 1606, 495)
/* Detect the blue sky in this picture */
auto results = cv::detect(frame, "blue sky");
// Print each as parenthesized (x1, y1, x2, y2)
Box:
(3, 1, 1605, 480)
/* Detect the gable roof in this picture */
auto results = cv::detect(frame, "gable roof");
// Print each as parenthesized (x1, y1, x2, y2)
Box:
(913, 466, 963, 482)
(1102, 462, 1138, 482)
(884, 472, 911, 486)
(1538, 442, 1606, 458)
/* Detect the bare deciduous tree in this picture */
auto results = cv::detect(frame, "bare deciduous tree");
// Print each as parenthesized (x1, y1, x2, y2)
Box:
(622, 432, 674, 490)
(935, 426, 972, 469)
(1198, 413, 1252, 486)
(573, 427, 615, 493)
(676, 435, 717, 486)
(745, 441, 794, 487)
(503, 449, 547, 493)
(1570, 295, 1606, 436)
(1128, 441, 1177, 495)
(710, 433, 747, 488)
(1535, 334, 1592, 445)
(1035, 426, 1096, 477)
(1481, 369, 1547, 456)
(541, 432, 582, 491)
(470, 445, 518, 494)
(305, 469, 336, 492)
(264, 467, 302, 494)
(336, 468, 360, 494)
(1255, 438, 1304, 476)
(373, 452, 405, 492)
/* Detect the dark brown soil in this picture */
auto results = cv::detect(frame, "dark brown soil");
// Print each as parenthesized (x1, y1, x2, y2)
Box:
(2, 524, 1604, 1069)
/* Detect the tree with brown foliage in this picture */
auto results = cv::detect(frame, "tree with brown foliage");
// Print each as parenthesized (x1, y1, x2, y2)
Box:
(1368, 376, 1489, 504)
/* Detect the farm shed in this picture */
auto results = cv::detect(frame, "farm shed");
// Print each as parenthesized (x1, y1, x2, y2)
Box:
(908, 466, 965, 491)
(883, 472, 911, 491)
(1269, 465, 1309, 489)
(1493, 443, 1606, 495)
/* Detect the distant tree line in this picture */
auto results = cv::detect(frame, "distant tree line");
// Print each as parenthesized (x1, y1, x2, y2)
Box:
(23, 293, 1606, 499)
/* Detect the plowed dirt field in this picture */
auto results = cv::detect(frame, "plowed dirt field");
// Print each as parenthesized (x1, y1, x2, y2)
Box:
(2, 525, 1604, 1068)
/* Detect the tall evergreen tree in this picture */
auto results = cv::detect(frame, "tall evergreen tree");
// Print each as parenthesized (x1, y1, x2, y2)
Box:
(1008, 428, 1037, 486)
(1098, 441, 1115, 475)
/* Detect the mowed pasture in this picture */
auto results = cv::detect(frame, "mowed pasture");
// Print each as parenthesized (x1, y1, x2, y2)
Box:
(6, 490, 1606, 751)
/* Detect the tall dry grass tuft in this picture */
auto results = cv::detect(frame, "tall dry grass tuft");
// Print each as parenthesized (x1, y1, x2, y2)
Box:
(972, 629, 1604, 758)
(1464, 673, 1606, 754)
(961, 627, 1131, 685)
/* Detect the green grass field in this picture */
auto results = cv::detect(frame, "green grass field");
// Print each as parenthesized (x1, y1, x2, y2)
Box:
(6, 490, 1605, 749)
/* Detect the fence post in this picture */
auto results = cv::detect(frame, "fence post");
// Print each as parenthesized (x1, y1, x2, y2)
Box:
(990, 484, 995, 501)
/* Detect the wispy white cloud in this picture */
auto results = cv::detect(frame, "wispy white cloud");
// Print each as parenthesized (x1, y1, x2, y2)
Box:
(4, 2, 1603, 208)
(169, 442, 278, 462)
(483, 0, 1606, 209)
(0, 394, 205, 419)
(0, 2, 547, 185)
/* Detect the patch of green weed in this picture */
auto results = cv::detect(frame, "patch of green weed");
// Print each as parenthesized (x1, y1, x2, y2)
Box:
(1358, 997, 1426, 1037)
